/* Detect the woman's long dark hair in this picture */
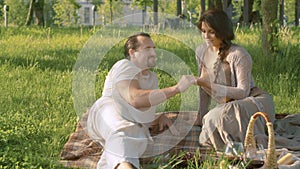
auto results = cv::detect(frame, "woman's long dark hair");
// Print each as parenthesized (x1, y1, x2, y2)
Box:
(198, 9, 235, 61)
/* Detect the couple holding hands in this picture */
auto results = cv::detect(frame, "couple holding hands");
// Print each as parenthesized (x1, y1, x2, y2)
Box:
(86, 9, 275, 169)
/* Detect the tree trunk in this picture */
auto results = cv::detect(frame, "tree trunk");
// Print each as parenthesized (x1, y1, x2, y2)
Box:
(296, 0, 300, 26)
(201, 0, 205, 14)
(142, 3, 146, 25)
(238, 0, 255, 26)
(177, 0, 181, 16)
(279, 0, 284, 26)
(34, 0, 45, 26)
(243, 0, 249, 26)
(25, 0, 34, 26)
(248, 0, 254, 23)
(208, 0, 222, 10)
(261, 0, 279, 55)
(224, 0, 233, 20)
(25, 0, 45, 26)
(223, 0, 228, 11)
(153, 0, 158, 25)
(109, 0, 113, 23)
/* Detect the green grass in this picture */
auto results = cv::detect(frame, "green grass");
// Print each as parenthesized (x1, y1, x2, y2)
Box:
(0, 26, 299, 168)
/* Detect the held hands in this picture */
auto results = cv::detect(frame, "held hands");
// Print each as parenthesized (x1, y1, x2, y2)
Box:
(195, 77, 211, 89)
(176, 75, 197, 92)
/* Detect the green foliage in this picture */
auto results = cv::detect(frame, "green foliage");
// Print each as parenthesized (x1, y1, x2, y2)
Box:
(53, 0, 81, 26)
(182, 0, 201, 21)
(43, 0, 56, 27)
(253, 0, 261, 11)
(0, 26, 299, 168)
(234, 26, 300, 114)
(0, 0, 4, 17)
(156, 0, 176, 14)
(91, 0, 103, 6)
(97, 0, 124, 23)
(232, 0, 243, 22)
(284, 0, 297, 25)
(131, 0, 153, 10)
(3, 0, 28, 26)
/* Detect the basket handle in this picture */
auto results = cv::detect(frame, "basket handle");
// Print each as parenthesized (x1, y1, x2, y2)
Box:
(244, 112, 278, 169)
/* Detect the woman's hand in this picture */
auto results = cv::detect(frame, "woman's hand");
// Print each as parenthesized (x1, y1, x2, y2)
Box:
(195, 77, 214, 99)
(195, 77, 211, 89)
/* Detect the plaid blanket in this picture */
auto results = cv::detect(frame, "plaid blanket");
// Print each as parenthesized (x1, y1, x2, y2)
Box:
(59, 111, 300, 169)
(59, 111, 204, 169)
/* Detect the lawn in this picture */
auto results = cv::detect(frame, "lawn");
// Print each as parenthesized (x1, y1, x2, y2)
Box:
(0, 25, 299, 168)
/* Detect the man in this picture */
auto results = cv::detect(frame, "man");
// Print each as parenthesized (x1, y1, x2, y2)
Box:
(87, 32, 195, 169)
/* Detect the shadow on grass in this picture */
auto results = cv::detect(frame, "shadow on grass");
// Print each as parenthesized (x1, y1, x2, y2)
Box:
(1, 48, 79, 72)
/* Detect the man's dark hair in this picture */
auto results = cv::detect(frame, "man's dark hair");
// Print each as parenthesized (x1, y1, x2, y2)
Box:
(124, 32, 151, 59)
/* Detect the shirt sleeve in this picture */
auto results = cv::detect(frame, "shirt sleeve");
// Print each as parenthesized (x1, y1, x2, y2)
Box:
(112, 59, 141, 84)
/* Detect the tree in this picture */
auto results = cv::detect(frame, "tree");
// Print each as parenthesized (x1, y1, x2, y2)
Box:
(43, 0, 57, 27)
(243, 0, 255, 26)
(98, 0, 123, 24)
(35, 0, 45, 25)
(283, 0, 298, 26)
(158, 0, 177, 14)
(91, 0, 103, 6)
(25, 0, 45, 26)
(261, 0, 279, 55)
(0, 0, 4, 18)
(296, 0, 300, 26)
(131, 0, 153, 25)
(4, 0, 28, 26)
(131, 0, 153, 9)
(182, 0, 202, 24)
(208, 0, 223, 10)
(233, 0, 259, 26)
(201, 0, 205, 14)
(109, 0, 113, 23)
(279, 0, 284, 25)
(177, 0, 181, 16)
(53, 0, 81, 26)
(25, 0, 34, 26)
(108, 0, 120, 23)
(153, 0, 158, 25)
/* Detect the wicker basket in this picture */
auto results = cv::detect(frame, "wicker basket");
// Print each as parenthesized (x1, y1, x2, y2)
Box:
(244, 112, 278, 169)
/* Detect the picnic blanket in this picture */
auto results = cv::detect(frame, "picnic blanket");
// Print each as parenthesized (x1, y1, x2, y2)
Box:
(59, 111, 205, 168)
(59, 112, 300, 169)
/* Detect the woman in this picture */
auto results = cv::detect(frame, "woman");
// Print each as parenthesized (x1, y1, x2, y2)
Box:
(195, 9, 275, 150)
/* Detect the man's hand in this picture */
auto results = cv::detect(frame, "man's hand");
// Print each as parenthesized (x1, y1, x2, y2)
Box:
(158, 114, 179, 136)
(176, 75, 196, 92)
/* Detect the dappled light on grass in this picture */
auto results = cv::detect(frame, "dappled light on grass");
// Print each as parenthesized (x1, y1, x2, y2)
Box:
(0, 26, 299, 168)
